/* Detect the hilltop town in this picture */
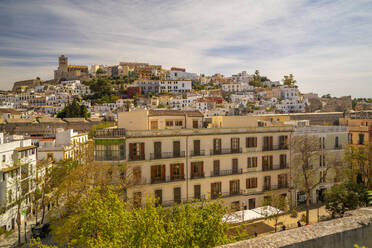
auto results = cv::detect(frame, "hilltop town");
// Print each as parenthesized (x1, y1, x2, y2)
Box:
(0, 55, 371, 248)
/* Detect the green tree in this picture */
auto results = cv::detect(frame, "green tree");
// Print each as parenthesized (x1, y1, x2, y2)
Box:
(345, 144, 372, 188)
(56, 100, 90, 118)
(282, 74, 296, 87)
(88, 122, 115, 138)
(249, 70, 263, 87)
(50, 188, 230, 247)
(324, 181, 368, 218)
(95, 68, 105, 75)
(262, 193, 288, 232)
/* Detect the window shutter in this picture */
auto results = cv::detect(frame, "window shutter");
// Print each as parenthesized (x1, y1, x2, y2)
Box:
(161, 165, 165, 180)
(170, 164, 174, 180)
(246, 178, 249, 189)
(180, 163, 184, 178)
(191, 163, 195, 177)
(140, 143, 145, 157)
(246, 137, 249, 148)
(254, 137, 257, 147)
(151, 166, 155, 180)
(201, 162, 204, 176)
(129, 143, 134, 158)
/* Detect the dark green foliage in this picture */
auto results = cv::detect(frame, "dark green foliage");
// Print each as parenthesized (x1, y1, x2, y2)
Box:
(249, 70, 263, 87)
(56, 100, 90, 118)
(324, 181, 368, 218)
(84, 78, 118, 104)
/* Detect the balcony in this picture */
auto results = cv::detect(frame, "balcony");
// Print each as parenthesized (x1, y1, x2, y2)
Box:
(162, 195, 206, 207)
(262, 164, 289, 171)
(262, 144, 288, 151)
(210, 148, 242, 155)
(263, 184, 289, 192)
(190, 172, 205, 179)
(151, 175, 185, 184)
(94, 128, 125, 138)
(210, 168, 243, 177)
(149, 151, 185, 160)
(332, 145, 343, 150)
(190, 150, 205, 157)
(128, 154, 145, 161)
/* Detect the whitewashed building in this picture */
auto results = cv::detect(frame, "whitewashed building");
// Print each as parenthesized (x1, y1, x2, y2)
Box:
(0, 133, 37, 230)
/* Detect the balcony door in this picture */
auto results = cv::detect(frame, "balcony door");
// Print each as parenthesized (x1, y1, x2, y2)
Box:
(213, 160, 220, 176)
(174, 187, 181, 204)
(263, 136, 273, 150)
(213, 138, 221, 154)
(173, 141, 180, 157)
(155, 189, 162, 206)
(231, 138, 240, 153)
(232, 159, 238, 174)
(154, 142, 162, 159)
(193, 140, 200, 156)
(248, 198, 256, 209)
(264, 176, 271, 190)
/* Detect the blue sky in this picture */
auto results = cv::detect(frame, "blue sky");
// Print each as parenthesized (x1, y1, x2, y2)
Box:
(0, 0, 372, 97)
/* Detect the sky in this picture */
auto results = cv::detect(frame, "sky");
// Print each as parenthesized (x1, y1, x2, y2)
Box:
(0, 0, 371, 97)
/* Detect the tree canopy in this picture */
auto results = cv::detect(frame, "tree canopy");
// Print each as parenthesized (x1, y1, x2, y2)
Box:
(56, 100, 90, 118)
(283, 74, 296, 87)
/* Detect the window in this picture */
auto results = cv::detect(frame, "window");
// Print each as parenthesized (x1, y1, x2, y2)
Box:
(249, 198, 256, 209)
(2, 155, 5, 162)
(279, 135, 288, 149)
(151, 165, 165, 183)
(191, 161, 204, 178)
(173, 141, 181, 157)
(280, 154, 287, 168)
(278, 174, 288, 188)
(247, 157, 258, 168)
(193, 120, 198, 128)
(193, 140, 200, 155)
(211, 182, 222, 199)
(129, 143, 145, 160)
(335, 136, 339, 148)
(175, 120, 183, 126)
(170, 163, 184, 180)
(47, 153, 54, 161)
(166, 120, 174, 127)
(213, 138, 221, 154)
(213, 160, 220, 176)
(246, 137, 257, 148)
(262, 156, 273, 171)
(194, 185, 201, 199)
(359, 134, 364, 145)
(263, 136, 273, 150)
(230, 180, 240, 195)
(264, 176, 271, 190)
(174, 187, 181, 203)
(348, 133, 353, 144)
(154, 142, 162, 159)
(232, 158, 238, 173)
(231, 138, 240, 152)
(151, 121, 158, 129)
(246, 177, 257, 189)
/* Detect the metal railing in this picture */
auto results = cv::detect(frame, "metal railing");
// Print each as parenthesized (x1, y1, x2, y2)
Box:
(128, 154, 145, 161)
(190, 150, 205, 156)
(190, 172, 205, 179)
(150, 151, 185, 160)
(162, 195, 207, 207)
(94, 128, 125, 138)
(151, 175, 185, 184)
(263, 184, 289, 191)
(262, 164, 289, 171)
(210, 148, 242, 155)
(262, 144, 288, 151)
(210, 168, 243, 177)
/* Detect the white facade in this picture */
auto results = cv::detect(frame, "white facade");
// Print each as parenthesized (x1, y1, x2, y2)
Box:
(231, 71, 254, 84)
(166, 70, 198, 81)
(222, 83, 242, 92)
(0, 133, 37, 231)
(276, 99, 306, 113)
(37, 129, 89, 162)
(158, 80, 192, 94)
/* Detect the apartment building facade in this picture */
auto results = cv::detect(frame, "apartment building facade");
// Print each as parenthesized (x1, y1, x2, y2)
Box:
(94, 112, 292, 210)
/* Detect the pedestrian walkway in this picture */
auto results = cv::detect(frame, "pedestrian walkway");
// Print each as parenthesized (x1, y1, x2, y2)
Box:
(0, 211, 48, 248)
